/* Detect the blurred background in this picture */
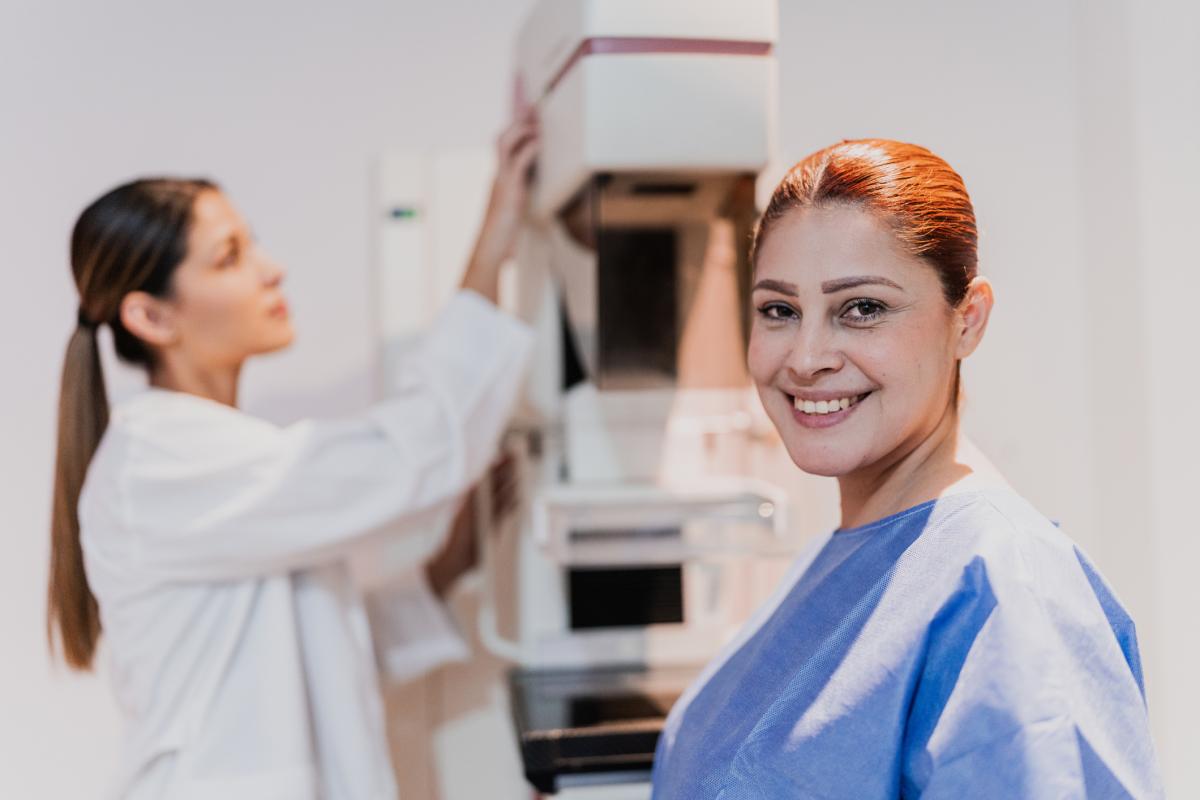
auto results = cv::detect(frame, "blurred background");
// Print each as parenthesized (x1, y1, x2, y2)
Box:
(1, 0, 1196, 796)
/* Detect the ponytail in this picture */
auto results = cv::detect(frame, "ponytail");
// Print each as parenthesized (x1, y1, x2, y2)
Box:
(48, 320, 108, 669)
(49, 176, 215, 670)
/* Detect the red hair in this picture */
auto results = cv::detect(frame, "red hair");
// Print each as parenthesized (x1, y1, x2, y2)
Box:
(752, 139, 978, 306)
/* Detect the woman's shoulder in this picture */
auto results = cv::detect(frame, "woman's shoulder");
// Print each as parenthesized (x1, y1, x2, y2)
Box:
(926, 484, 1076, 563)
(832, 484, 1080, 599)
(881, 485, 1095, 617)
(920, 486, 1131, 634)
(83, 391, 276, 515)
(107, 388, 284, 461)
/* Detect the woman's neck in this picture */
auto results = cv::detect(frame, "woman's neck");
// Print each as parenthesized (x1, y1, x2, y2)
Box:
(150, 358, 241, 407)
(836, 402, 983, 529)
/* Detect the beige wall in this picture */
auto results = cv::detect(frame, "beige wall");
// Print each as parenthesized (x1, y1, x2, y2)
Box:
(1, 0, 1194, 796)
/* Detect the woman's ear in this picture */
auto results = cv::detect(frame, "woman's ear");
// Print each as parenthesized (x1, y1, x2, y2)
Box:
(120, 291, 178, 349)
(954, 276, 994, 360)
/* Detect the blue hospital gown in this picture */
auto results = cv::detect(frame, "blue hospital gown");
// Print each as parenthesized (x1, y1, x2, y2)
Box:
(651, 488, 1162, 799)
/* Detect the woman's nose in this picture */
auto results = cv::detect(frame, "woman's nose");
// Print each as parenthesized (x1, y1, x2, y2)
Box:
(784, 322, 844, 382)
(259, 251, 286, 287)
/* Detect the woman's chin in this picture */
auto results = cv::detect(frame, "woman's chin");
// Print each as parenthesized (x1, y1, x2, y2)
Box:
(782, 442, 862, 478)
(258, 328, 296, 354)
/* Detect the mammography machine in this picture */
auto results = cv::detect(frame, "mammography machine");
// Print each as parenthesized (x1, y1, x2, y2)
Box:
(372, 2, 799, 796)
(487, 1, 792, 795)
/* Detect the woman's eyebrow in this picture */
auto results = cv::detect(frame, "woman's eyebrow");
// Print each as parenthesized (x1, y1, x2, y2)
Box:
(752, 276, 905, 296)
(752, 279, 798, 296)
(820, 275, 903, 293)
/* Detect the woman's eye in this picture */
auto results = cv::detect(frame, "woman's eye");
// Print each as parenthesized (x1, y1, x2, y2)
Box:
(841, 299, 887, 323)
(758, 302, 798, 322)
(218, 246, 239, 268)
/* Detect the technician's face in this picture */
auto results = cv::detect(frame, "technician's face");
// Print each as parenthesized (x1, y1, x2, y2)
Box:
(748, 204, 961, 478)
(166, 190, 294, 368)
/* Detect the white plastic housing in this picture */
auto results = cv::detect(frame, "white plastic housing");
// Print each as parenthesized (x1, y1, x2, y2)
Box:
(515, 0, 779, 218)
(516, 0, 778, 99)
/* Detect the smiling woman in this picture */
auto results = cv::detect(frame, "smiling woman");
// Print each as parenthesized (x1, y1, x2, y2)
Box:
(750, 206, 991, 523)
(747, 141, 989, 519)
(650, 140, 1163, 799)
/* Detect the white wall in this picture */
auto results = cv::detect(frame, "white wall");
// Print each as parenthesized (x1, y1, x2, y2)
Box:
(2, 0, 1195, 797)
(1130, 0, 1200, 786)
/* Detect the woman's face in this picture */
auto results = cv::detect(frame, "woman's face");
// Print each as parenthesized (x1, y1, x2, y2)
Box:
(166, 190, 293, 368)
(748, 203, 967, 478)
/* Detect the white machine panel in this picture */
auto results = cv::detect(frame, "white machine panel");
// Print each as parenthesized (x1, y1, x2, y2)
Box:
(516, 0, 779, 219)
(533, 53, 776, 218)
(516, 0, 778, 100)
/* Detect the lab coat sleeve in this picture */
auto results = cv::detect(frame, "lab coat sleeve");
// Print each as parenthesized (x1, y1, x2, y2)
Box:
(351, 499, 472, 683)
(901, 557, 1163, 799)
(123, 289, 534, 581)
(365, 565, 470, 684)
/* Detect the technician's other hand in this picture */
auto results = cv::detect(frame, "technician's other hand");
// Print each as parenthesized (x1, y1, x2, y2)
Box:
(424, 452, 521, 597)
(462, 112, 540, 302)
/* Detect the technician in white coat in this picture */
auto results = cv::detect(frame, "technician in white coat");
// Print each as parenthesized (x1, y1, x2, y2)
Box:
(46, 118, 539, 799)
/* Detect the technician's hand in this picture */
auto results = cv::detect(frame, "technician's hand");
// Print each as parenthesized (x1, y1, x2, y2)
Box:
(461, 112, 540, 302)
(424, 452, 520, 598)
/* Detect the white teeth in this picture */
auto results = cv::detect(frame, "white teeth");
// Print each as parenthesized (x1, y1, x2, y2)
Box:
(794, 394, 860, 415)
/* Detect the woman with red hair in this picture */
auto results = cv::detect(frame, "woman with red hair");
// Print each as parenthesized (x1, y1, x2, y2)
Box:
(651, 140, 1162, 798)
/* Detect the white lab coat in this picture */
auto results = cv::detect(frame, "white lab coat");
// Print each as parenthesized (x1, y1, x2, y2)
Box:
(79, 290, 533, 800)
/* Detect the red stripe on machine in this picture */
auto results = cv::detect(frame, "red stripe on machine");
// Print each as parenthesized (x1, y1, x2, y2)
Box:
(546, 37, 773, 95)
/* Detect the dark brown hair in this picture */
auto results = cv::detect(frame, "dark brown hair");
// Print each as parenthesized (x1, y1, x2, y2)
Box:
(49, 177, 215, 670)
(752, 139, 978, 307)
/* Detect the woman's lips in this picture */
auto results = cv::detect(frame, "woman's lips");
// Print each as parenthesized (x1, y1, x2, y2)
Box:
(788, 392, 871, 429)
(268, 299, 289, 319)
